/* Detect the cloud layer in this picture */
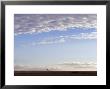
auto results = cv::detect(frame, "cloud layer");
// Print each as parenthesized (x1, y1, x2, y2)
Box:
(14, 61, 97, 71)
(25, 32, 96, 46)
(14, 14, 97, 35)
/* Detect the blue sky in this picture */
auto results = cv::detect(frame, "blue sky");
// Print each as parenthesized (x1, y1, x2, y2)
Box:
(14, 14, 97, 66)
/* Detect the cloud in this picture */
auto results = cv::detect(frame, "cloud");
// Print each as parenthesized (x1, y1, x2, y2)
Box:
(19, 32, 96, 47)
(23, 32, 96, 46)
(14, 14, 97, 35)
(14, 61, 97, 71)
(14, 64, 47, 71)
(37, 38, 65, 45)
(56, 32, 97, 41)
(69, 32, 97, 40)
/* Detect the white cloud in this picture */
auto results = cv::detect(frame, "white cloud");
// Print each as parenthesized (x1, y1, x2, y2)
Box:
(18, 31, 96, 47)
(26, 32, 97, 46)
(14, 14, 97, 35)
(37, 38, 65, 45)
(70, 32, 97, 40)
(59, 32, 97, 40)
(14, 61, 97, 71)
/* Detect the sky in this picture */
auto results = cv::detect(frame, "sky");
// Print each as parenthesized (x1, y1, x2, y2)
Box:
(14, 14, 97, 66)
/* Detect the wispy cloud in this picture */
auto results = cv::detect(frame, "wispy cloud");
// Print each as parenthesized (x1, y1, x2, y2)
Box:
(38, 32, 96, 45)
(37, 38, 65, 45)
(14, 14, 97, 36)
(62, 32, 97, 40)
(14, 61, 97, 71)
(20, 32, 96, 46)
